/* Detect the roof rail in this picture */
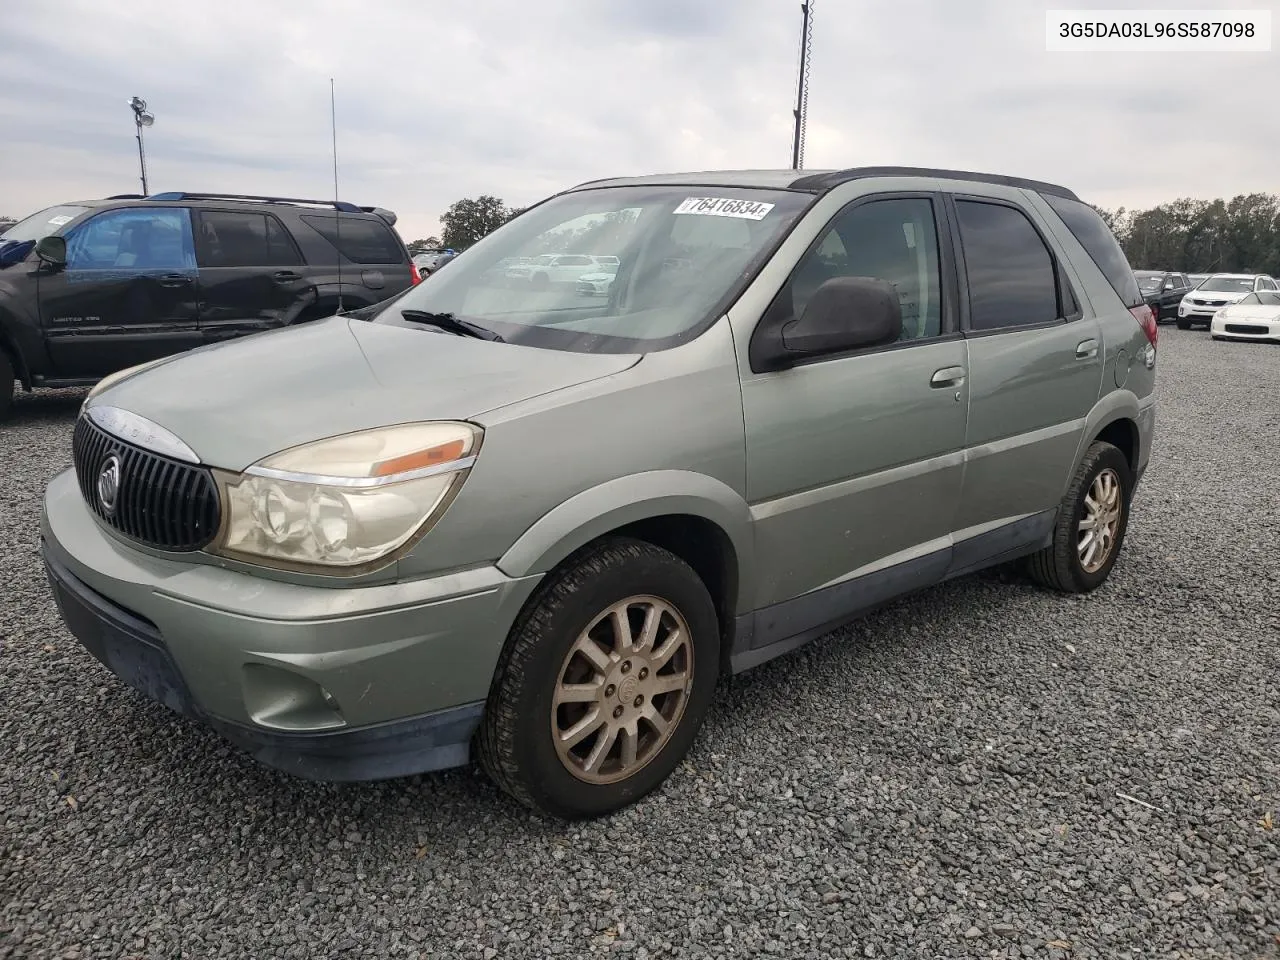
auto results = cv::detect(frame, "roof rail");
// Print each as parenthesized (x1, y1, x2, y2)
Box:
(145, 192, 364, 213)
(788, 166, 1080, 201)
(105, 193, 147, 200)
(359, 205, 397, 226)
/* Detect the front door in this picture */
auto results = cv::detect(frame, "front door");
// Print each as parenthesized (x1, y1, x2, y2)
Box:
(38, 206, 201, 378)
(193, 209, 314, 343)
(740, 194, 970, 635)
(946, 195, 1103, 544)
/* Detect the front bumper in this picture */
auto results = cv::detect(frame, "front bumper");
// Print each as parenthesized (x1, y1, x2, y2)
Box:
(41, 468, 543, 781)
(1210, 315, 1280, 341)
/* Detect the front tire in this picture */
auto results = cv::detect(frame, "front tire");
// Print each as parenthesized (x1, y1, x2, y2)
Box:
(0, 351, 14, 421)
(478, 538, 720, 819)
(1025, 441, 1133, 594)
(1175, 317, 1191, 330)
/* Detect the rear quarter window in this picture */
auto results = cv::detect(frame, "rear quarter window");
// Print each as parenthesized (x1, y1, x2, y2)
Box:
(301, 215, 406, 264)
(1041, 194, 1142, 308)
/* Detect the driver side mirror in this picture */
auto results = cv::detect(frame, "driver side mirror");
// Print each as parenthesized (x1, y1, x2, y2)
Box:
(35, 235, 67, 268)
(762, 276, 903, 369)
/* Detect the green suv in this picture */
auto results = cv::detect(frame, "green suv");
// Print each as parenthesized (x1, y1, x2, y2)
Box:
(41, 167, 1157, 819)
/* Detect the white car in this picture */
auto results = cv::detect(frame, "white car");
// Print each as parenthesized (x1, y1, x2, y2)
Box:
(506, 253, 601, 289)
(1176, 273, 1278, 329)
(1210, 290, 1280, 343)
(576, 271, 617, 297)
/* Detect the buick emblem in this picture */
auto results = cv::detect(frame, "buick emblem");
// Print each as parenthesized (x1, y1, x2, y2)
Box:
(97, 454, 122, 516)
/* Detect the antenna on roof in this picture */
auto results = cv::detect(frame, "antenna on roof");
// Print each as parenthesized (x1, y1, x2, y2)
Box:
(330, 77, 345, 315)
(790, 1, 815, 170)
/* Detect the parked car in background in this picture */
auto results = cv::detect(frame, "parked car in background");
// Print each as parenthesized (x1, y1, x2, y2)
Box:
(42, 165, 1155, 820)
(506, 253, 611, 289)
(1177, 273, 1278, 329)
(0, 192, 418, 419)
(1134, 270, 1191, 322)
(1209, 290, 1280, 342)
(1186, 273, 1210, 289)
(415, 248, 457, 275)
(576, 260, 621, 297)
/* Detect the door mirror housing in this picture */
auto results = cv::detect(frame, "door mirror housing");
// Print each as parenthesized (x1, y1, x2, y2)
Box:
(34, 235, 67, 267)
(763, 276, 903, 369)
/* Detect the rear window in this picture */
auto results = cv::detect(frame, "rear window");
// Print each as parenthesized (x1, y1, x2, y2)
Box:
(301, 215, 405, 264)
(1042, 193, 1142, 308)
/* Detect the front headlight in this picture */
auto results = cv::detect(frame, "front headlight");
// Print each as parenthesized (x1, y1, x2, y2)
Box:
(212, 421, 481, 573)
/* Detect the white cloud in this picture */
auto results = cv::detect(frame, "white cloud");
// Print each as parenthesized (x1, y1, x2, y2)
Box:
(0, 0, 1275, 239)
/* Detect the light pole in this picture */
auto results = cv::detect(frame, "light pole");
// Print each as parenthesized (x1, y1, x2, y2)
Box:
(128, 97, 155, 195)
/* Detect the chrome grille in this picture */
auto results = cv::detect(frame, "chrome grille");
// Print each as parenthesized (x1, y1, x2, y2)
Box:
(72, 415, 220, 552)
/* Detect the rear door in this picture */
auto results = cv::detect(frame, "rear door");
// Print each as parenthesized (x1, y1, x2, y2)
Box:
(38, 206, 200, 378)
(194, 209, 314, 343)
(947, 192, 1103, 545)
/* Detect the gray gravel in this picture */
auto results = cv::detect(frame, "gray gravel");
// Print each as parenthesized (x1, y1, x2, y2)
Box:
(2, 329, 1278, 960)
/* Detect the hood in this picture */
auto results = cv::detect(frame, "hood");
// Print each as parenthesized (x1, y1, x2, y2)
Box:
(89, 316, 640, 471)
(1220, 304, 1280, 321)
(1190, 288, 1251, 302)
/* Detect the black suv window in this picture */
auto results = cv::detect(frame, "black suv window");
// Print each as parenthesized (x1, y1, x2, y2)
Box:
(1042, 193, 1142, 308)
(956, 200, 1058, 331)
(65, 207, 196, 271)
(301, 215, 403, 264)
(785, 196, 944, 343)
(196, 211, 302, 268)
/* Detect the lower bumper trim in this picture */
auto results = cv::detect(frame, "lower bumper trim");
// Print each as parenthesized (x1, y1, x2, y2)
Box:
(41, 539, 483, 782)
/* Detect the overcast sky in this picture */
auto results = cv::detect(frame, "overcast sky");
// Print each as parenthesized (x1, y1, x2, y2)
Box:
(0, 0, 1275, 240)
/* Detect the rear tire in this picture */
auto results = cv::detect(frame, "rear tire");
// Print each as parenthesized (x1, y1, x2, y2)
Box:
(1025, 441, 1133, 594)
(478, 537, 719, 820)
(0, 352, 13, 421)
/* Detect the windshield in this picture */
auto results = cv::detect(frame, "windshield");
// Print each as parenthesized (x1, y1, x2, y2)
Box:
(1137, 276, 1163, 292)
(1238, 292, 1280, 307)
(1199, 277, 1254, 293)
(373, 185, 813, 353)
(0, 205, 89, 242)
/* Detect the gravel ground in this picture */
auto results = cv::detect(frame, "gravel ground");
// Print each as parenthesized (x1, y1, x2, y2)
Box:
(2, 327, 1278, 960)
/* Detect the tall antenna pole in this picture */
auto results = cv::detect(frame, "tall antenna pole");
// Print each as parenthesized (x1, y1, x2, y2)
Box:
(791, 1, 814, 170)
(330, 78, 345, 314)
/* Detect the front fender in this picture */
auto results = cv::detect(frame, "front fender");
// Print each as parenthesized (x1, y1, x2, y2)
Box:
(495, 470, 755, 614)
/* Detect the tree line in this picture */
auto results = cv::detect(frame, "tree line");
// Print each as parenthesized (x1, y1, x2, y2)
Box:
(1094, 192, 1280, 276)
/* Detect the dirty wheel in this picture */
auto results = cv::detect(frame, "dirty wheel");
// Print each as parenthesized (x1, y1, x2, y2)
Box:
(478, 538, 718, 819)
(1025, 441, 1133, 594)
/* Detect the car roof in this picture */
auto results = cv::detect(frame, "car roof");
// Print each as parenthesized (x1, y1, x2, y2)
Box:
(567, 166, 1080, 199)
(63, 194, 387, 220)
(1207, 273, 1259, 279)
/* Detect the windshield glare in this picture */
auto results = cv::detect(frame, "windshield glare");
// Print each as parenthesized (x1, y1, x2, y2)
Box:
(0, 205, 89, 242)
(1200, 277, 1253, 293)
(374, 186, 812, 353)
(1137, 277, 1163, 291)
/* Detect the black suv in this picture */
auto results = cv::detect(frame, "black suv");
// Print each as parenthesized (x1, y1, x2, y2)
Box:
(0, 192, 420, 418)
(1133, 270, 1191, 323)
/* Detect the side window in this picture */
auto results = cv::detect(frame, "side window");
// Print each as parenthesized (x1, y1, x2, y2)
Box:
(65, 207, 195, 271)
(1041, 192, 1143, 308)
(301, 215, 404, 264)
(955, 200, 1059, 332)
(785, 197, 943, 343)
(196, 211, 302, 268)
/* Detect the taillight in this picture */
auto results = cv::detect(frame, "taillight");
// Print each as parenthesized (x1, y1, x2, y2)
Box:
(1129, 303, 1157, 348)
(410, 262, 423, 284)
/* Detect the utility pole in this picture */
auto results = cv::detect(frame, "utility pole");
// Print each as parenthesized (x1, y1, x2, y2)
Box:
(128, 97, 155, 195)
(791, 1, 814, 170)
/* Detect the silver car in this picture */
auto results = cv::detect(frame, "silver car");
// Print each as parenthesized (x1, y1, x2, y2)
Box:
(42, 166, 1157, 819)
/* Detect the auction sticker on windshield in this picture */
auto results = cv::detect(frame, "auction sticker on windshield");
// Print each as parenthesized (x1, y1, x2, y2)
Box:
(673, 197, 775, 220)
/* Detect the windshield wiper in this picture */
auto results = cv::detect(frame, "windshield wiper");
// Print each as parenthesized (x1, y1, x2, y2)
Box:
(400, 309, 504, 342)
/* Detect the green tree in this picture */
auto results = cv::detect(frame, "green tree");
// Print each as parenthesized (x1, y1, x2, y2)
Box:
(406, 236, 441, 256)
(440, 196, 517, 250)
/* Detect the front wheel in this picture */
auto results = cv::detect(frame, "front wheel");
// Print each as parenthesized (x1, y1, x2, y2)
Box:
(478, 538, 720, 819)
(1175, 317, 1191, 330)
(0, 351, 14, 421)
(1025, 441, 1133, 593)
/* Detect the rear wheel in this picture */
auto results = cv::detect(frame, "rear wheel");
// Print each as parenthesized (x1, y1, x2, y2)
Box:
(0, 351, 14, 421)
(478, 538, 719, 819)
(1025, 441, 1132, 594)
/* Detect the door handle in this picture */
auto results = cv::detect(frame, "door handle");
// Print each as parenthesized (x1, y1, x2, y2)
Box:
(1076, 338, 1099, 359)
(157, 274, 192, 288)
(930, 366, 966, 388)
(272, 271, 302, 283)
